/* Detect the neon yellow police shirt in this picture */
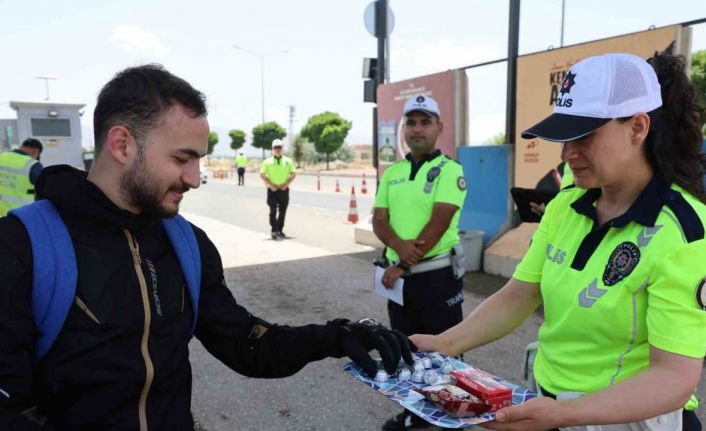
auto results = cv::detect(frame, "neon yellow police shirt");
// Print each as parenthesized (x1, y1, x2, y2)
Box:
(513, 176, 706, 398)
(260, 156, 295, 186)
(235, 154, 248, 168)
(560, 165, 574, 189)
(374, 151, 467, 262)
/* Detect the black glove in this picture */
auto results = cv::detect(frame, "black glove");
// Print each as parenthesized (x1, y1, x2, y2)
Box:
(334, 318, 415, 378)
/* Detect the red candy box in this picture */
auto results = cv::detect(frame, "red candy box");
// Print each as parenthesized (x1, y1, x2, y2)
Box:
(414, 384, 489, 418)
(450, 368, 512, 412)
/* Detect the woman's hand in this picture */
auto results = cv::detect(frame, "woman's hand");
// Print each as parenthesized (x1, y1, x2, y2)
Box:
(409, 333, 439, 352)
(480, 397, 567, 431)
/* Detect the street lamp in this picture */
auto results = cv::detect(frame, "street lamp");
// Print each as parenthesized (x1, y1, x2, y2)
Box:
(232, 45, 289, 157)
(35, 75, 58, 101)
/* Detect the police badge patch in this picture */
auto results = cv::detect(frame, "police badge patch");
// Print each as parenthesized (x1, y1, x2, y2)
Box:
(424, 166, 442, 193)
(603, 242, 640, 286)
(697, 278, 706, 311)
(457, 176, 467, 191)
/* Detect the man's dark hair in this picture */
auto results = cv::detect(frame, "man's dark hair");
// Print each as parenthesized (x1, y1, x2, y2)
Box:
(93, 64, 207, 155)
(21, 138, 43, 154)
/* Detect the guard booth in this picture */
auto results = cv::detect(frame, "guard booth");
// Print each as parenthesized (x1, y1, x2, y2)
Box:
(10, 100, 86, 169)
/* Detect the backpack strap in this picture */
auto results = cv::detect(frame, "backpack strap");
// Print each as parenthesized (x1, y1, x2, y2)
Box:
(161, 216, 201, 335)
(9, 200, 78, 361)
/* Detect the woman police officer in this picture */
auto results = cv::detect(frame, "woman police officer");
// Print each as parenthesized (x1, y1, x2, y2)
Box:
(411, 50, 706, 431)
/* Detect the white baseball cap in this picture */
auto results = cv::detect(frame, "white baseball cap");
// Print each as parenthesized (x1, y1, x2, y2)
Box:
(272, 139, 283, 148)
(522, 53, 662, 142)
(403, 93, 441, 118)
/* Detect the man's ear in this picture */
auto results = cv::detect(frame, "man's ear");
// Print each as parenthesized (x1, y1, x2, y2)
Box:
(105, 126, 137, 166)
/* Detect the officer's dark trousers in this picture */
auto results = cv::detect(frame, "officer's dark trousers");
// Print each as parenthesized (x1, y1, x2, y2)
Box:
(387, 266, 463, 336)
(237, 167, 245, 185)
(267, 188, 289, 232)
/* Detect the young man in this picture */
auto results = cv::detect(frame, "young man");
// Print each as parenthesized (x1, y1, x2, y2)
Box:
(260, 139, 296, 239)
(0, 138, 44, 216)
(0, 65, 412, 430)
(373, 94, 468, 430)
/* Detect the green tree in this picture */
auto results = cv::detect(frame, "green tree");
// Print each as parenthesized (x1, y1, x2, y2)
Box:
(228, 129, 246, 151)
(692, 50, 706, 111)
(207, 131, 219, 155)
(251, 122, 286, 158)
(292, 134, 306, 168)
(301, 111, 352, 170)
(332, 143, 355, 163)
(484, 132, 506, 145)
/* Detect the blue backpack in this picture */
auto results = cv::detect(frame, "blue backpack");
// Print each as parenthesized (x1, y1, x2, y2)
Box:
(10, 200, 201, 361)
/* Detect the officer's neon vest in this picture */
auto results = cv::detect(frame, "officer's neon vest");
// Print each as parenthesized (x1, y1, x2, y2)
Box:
(0, 151, 37, 216)
(9, 200, 201, 361)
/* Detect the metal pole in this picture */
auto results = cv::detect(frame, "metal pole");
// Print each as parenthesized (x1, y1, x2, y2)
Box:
(260, 55, 266, 158)
(376, 0, 387, 86)
(45, 79, 50, 100)
(560, 0, 565, 47)
(374, 0, 387, 187)
(505, 0, 520, 146)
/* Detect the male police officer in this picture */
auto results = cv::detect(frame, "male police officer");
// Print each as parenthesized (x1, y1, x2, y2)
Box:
(260, 139, 296, 239)
(0, 138, 44, 216)
(373, 94, 468, 430)
(235, 151, 248, 185)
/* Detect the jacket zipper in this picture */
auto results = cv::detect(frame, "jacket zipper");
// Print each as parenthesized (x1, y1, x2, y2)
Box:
(123, 229, 154, 431)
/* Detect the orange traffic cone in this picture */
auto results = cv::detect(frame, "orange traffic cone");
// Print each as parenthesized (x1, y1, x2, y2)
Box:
(348, 186, 359, 224)
(361, 173, 368, 194)
(335, 179, 341, 193)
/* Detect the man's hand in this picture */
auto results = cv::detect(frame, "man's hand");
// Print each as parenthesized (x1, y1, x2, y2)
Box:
(269, 185, 278, 192)
(334, 318, 415, 378)
(392, 239, 425, 266)
(382, 265, 405, 289)
(279, 184, 289, 190)
(480, 397, 566, 431)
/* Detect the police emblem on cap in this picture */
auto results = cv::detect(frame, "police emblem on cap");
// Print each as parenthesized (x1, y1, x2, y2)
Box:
(457, 176, 467, 191)
(697, 278, 706, 311)
(603, 242, 640, 286)
(416, 95, 425, 103)
(560, 71, 576, 96)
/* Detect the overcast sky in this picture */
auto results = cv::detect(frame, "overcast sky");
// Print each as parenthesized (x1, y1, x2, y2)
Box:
(0, 0, 704, 157)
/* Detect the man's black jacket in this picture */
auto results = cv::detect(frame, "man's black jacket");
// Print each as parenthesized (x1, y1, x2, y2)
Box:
(0, 166, 344, 430)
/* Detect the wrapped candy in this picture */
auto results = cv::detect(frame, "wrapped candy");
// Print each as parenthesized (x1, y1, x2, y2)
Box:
(420, 357, 433, 369)
(441, 361, 454, 374)
(374, 370, 389, 383)
(423, 370, 439, 385)
(411, 370, 425, 383)
(451, 368, 512, 412)
(412, 360, 425, 372)
(397, 368, 412, 381)
(414, 384, 489, 417)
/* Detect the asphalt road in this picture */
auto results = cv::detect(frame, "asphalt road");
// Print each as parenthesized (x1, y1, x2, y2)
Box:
(182, 175, 705, 431)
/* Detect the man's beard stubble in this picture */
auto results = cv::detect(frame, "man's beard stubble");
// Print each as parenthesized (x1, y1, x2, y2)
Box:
(120, 153, 187, 218)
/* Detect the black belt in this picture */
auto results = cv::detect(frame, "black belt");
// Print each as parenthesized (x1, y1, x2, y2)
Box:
(538, 384, 556, 399)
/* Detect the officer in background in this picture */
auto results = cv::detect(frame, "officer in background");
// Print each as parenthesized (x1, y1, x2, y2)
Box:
(235, 151, 248, 186)
(372, 94, 468, 431)
(0, 138, 44, 216)
(260, 139, 296, 240)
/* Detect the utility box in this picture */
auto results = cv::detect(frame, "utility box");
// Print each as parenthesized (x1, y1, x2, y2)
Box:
(459, 230, 484, 272)
(10, 100, 86, 169)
